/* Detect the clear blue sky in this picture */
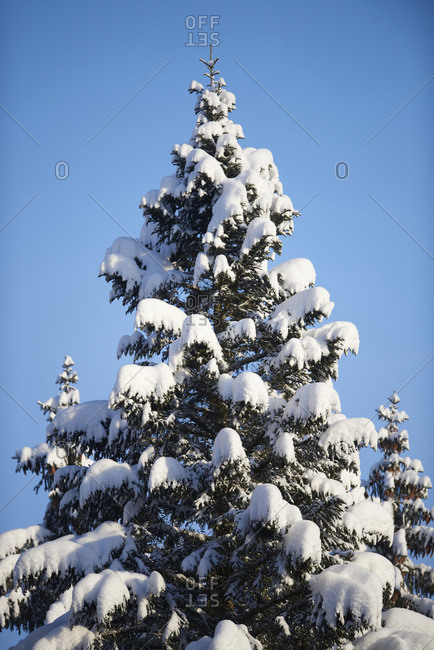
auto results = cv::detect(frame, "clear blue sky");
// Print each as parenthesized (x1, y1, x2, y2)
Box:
(0, 1, 433, 645)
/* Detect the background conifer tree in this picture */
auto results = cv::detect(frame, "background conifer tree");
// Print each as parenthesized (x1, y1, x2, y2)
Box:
(368, 391, 433, 615)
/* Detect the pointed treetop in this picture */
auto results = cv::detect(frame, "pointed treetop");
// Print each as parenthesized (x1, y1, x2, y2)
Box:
(388, 390, 400, 405)
(63, 355, 75, 367)
(199, 44, 220, 88)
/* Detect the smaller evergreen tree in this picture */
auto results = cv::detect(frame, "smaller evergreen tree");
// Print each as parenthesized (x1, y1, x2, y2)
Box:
(38, 355, 80, 422)
(368, 391, 434, 615)
(14, 356, 80, 490)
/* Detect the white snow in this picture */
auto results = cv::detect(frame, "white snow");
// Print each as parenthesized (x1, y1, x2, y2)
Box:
(178, 314, 223, 363)
(13, 522, 126, 582)
(39, 388, 79, 414)
(45, 587, 73, 624)
(70, 568, 165, 624)
(306, 320, 360, 356)
(108, 411, 129, 445)
(109, 363, 175, 407)
(240, 216, 276, 255)
(138, 445, 155, 469)
(100, 236, 181, 300)
(48, 400, 111, 443)
(186, 619, 260, 650)
(382, 607, 434, 635)
(350, 552, 395, 593)
(377, 404, 409, 423)
(241, 484, 302, 534)
(268, 258, 316, 296)
(15, 443, 51, 471)
(213, 254, 235, 280)
(0, 554, 19, 591)
(311, 563, 383, 630)
(212, 428, 247, 467)
(273, 431, 295, 462)
(0, 525, 52, 560)
(319, 417, 377, 454)
(352, 628, 433, 649)
(393, 529, 407, 557)
(283, 520, 322, 566)
(135, 298, 187, 334)
(310, 473, 346, 497)
(193, 252, 211, 285)
(345, 500, 394, 544)
(148, 457, 188, 491)
(221, 318, 256, 342)
(218, 372, 269, 410)
(269, 288, 334, 338)
(284, 383, 341, 422)
(79, 459, 135, 506)
(12, 613, 96, 649)
(162, 610, 184, 644)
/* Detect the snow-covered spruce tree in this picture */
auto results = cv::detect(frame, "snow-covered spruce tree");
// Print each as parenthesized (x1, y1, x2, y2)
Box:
(368, 391, 434, 614)
(1, 54, 432, 648)
(13, 355, 81, 493)
(38, 356, 80, 422)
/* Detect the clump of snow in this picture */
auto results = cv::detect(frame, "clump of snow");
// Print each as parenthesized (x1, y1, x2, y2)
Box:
(168, 314, 223, 370)
(377, 404, 409, 423)
(268, 258, 316, 296)
(345, 500, 394, 545)
(12, 613, 96, 649)
(135, 298, 187, 334)
(311, 563, 383, 630)
(307, 321, 360, 355)
(382, 607, 434, 635)
(273, 431, 295, 462)
(239, 484, 302, 534)
(218, 372, 269, 410)
(70, 568, 165, 625)
(241, 216, 276, 255)
(15, 443, 51, 471)
(148, 457, 188, 491)
(0, 554, 19, 591)
(212, 428, 247, 467)
(138, 446, 155, 469)
(193, 252, 210, 285)
(45, 587, 73, 624)
(392, 529, 407, 557)
(283, 520, 322, 566)
(221, 319, 256, 341)
(162, 610, 184, 644)
(352, 628, 433, 649)
(79, 459, 135, 507)
(310, 473, 346, 497)
(109, 363, 175, 407)
(48, 400, 112, 444)
(284, 383, 341, 422)
(269, 288, 334, 338)
(100, 236, 180, 300)
(319, 417, 377, 454)
(13, 522, 126, 583)
(186, 619, 261, 650)
(0, 525, 53, 560)
(213, 254, 235, 280)
(350, 552, 395, 593)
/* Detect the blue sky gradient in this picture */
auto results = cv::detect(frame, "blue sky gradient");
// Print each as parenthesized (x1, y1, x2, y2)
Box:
(0, 1, 433, 645)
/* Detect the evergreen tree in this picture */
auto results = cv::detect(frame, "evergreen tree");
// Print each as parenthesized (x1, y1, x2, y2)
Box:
(1, 54, 433, 648)
(368, 391, 434, 614)
(14, 356, 80, 491)
(38, 355, 80, 422)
